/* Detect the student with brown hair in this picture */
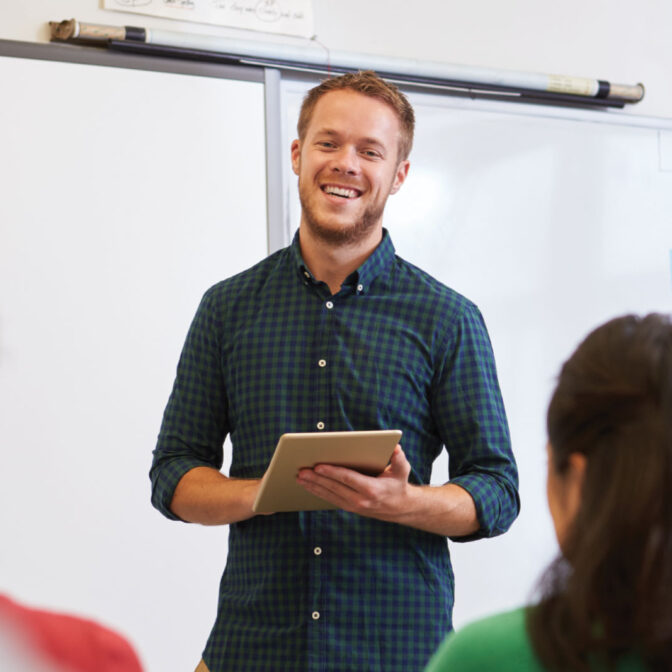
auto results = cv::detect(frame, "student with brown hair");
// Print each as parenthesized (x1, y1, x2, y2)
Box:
(426, 312, 672, 671)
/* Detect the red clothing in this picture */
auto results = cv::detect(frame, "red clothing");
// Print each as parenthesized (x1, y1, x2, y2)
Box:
(0, 594, 143, 672)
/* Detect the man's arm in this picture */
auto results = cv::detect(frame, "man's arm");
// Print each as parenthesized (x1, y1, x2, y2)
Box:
(298, 301, 519, 539)
(432, 303, 520, 541)
(297, 445, 479, 537)
(150, 286, 235, 523)
(170, 467, 263, 525)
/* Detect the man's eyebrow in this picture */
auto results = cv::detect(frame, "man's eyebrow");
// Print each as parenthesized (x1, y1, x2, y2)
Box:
(313, 129, 387, 150)
(360, 137, 386, 150)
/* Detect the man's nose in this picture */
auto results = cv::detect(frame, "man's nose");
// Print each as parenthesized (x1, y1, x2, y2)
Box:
(329, 146, 359, 175)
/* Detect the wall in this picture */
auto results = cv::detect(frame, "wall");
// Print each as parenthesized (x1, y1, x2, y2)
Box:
(0, 0, 670, 118)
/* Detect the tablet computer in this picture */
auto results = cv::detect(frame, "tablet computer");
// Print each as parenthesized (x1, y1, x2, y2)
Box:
(252, 429, 402, 514)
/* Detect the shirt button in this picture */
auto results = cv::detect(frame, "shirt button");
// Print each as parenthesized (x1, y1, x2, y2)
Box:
(304, 271, 310, 278)
(318, 359, 326, 368)
(312, 611, 320, 620)
(325, 301, 334, 309)
(314, 546, 322, 556)
(316, 421, 325, 430)
(357, 284, 364, 292)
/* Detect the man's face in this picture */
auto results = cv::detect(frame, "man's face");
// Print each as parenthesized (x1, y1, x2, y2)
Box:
(291, 89, 409, 246)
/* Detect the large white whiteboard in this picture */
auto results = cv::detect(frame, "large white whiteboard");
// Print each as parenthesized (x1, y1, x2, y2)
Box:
(281, 76, 672, 627)
(0, 49, 267, 671)
(2, 43, 671, 670)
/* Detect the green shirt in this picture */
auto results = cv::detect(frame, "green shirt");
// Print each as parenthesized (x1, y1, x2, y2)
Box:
(425, 607, 647, 672)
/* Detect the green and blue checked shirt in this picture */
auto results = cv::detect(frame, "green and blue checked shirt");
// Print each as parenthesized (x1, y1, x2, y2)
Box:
(151, 230, 519, 672)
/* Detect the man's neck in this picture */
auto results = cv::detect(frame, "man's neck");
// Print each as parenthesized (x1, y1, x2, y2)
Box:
(298, 224, 383, 295)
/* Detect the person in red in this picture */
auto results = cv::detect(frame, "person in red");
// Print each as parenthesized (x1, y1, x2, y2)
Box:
(0, 594, 143, 672)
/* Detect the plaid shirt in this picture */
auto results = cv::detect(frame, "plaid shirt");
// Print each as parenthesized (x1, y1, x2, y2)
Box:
(151, 230, 519, 672)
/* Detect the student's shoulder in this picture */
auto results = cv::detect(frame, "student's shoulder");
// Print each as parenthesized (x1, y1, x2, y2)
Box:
(425, 608, 545, 672)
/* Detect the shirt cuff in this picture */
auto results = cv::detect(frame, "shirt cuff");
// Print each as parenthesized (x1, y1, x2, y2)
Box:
(446, 473, 506, 542)
(150, 457, 215, 522)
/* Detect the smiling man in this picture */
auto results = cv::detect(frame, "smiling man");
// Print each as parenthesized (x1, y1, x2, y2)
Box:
(150, 71, 519, 672)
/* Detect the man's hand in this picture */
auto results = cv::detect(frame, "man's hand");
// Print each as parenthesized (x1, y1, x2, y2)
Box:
(297, 444, 411, 520)
(297, 445, 480, 537)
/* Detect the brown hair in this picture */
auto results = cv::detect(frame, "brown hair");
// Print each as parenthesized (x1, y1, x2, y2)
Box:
(528, 313, 672, 671)
(297, 70, 415, 161)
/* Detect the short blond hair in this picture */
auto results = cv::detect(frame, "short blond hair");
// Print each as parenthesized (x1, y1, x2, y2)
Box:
(297, 71, 415, 161)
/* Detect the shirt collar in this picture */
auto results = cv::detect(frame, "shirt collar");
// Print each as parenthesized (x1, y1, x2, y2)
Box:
(290, 228, 396, 293)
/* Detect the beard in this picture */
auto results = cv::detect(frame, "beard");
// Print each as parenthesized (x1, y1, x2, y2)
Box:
(298, 178, 388, 247)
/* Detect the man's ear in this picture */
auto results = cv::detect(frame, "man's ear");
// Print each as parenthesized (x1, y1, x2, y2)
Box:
(390, 160, 410, 195)
(291, 139, 301, 176)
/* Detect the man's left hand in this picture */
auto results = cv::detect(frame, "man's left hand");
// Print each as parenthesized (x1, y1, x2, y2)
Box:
(296, 444, 411, 520)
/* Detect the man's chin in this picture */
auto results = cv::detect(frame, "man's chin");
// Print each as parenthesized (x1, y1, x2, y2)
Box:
(307, 221, 372, 246)
(302, 211, 383, 247)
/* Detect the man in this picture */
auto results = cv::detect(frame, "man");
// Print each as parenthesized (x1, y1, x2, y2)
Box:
(151, 71, 519, 672)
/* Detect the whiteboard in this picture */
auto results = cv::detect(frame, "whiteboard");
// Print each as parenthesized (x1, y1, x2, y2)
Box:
(0, 49, 267, 671)
(281, 76, 672, 626)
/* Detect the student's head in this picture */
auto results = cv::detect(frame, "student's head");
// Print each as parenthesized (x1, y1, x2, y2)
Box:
(532, 313, 672, 670)
(297, 70, 415, 163)
(545, 313, 672, 558)
(291, 71, 414, 246)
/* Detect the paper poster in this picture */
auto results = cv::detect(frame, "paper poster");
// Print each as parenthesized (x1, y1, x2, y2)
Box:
(103, 0, 314, 38)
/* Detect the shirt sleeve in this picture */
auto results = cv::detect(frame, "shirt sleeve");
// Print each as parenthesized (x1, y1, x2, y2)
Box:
(149, 286, 229, 521)
(432, 301, 520, 541)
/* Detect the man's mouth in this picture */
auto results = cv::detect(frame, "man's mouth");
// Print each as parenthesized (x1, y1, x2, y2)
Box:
(321, 185, 361, 199)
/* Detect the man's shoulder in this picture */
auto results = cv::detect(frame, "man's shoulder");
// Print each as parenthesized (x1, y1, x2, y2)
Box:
(203, 247, 289, 302)
(426, 607, 544, 672)
(391, 254, 478, 316)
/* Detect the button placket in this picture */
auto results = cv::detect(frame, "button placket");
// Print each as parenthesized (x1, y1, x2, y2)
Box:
(313, 287, 331, 444)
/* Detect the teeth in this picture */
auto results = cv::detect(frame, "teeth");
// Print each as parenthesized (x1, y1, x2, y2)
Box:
(324, 185, 358, 199)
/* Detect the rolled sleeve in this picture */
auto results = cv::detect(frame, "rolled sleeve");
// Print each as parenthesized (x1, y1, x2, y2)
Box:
(150, 286, 229, 521)
(433, 302, 520, 542)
